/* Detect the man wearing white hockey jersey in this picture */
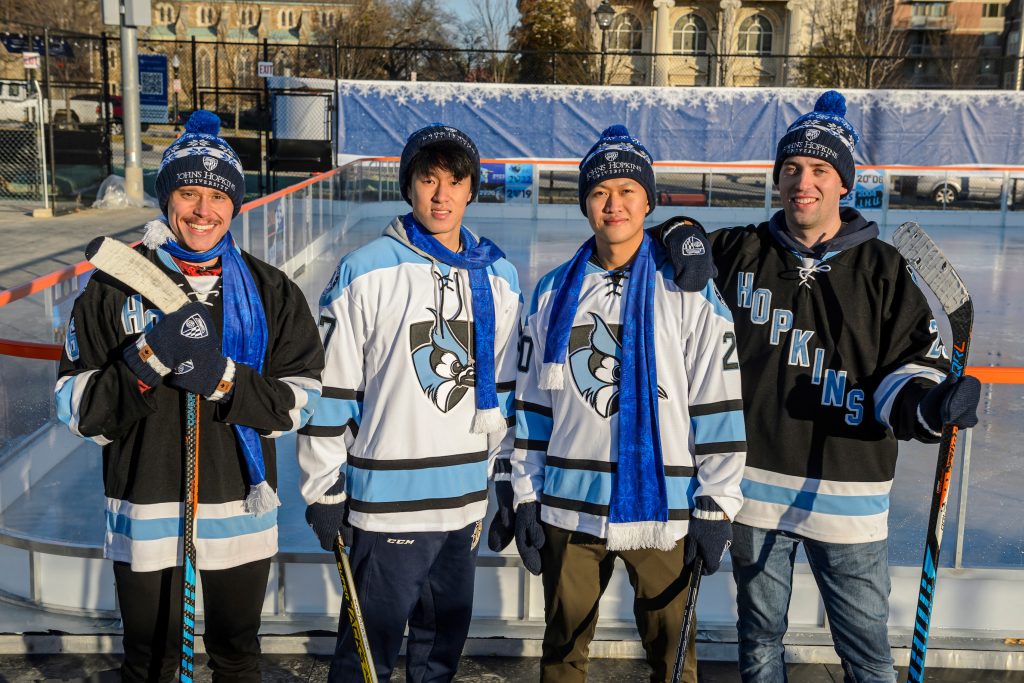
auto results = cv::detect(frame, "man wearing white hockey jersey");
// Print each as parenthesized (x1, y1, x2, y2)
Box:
(296, 123, 521, 682)
(512, 125, 746, 683)
(661, 91, 982, 682)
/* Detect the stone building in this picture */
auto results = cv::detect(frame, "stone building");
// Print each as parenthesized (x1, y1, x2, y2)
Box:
(583, 0, 1011, 87)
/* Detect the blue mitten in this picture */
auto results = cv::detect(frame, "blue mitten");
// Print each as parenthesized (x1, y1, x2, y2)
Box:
(122, 302, 222, 386)
(304, 477, 353, 551)
(659, 216, 717, 292)
(166, 349, 232, 401)
(487, 480, 516, 552)
(515, 501, 545, 576)
(684, 497, 732, 576)
(918, 375, 981, 433)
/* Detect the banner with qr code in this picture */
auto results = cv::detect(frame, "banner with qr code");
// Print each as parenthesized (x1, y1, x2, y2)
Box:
(138, 54, 168, 124)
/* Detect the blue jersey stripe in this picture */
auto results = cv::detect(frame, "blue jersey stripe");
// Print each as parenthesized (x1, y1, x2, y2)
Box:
(741, 479, 890, 516)
(348, 460, 488, 503)
(105, 509, 278, 541)
(307, 396, 361, 428)
(298, 388, 321, 428)
(691, 409, 746, 446)
(544, 466, 697, 510)
(55, 378, 75, 426)
(517, 408, 554, 441)
(499, 390, 514, 418)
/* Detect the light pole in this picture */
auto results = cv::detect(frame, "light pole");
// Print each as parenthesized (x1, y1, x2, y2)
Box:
(594, 1, 615, 85)
(171, 53, 180, 131)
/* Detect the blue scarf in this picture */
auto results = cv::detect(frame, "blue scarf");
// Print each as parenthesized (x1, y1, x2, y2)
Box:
(541, 233, 672, 550)
(160, 231, 276, 516)
(402, 213, 507, 434)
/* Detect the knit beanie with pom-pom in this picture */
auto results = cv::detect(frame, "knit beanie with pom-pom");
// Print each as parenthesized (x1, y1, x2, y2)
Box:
(773, 90, 859, 190)
(155, 110, 246, 216)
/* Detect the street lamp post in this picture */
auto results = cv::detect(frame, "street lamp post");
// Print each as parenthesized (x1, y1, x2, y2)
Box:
(594, 1, 615, 85)
(172, 53, 180, 131)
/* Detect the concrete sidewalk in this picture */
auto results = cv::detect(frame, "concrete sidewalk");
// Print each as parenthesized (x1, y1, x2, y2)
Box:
(0, 205, 158, 291)
(0, 654, 1020, 682)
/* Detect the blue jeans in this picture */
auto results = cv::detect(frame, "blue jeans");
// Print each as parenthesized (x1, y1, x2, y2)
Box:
(731, 523, 896, 683)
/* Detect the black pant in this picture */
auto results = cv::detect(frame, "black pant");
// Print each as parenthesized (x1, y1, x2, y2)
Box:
(113, 558, 271, 683)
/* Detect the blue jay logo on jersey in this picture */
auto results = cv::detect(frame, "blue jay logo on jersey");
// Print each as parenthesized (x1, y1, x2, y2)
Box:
(409, 272, 476, 413)
(568, 312, 666, 418)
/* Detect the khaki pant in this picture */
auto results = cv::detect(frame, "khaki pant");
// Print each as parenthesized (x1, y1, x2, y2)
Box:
(539, 523, 698, 683)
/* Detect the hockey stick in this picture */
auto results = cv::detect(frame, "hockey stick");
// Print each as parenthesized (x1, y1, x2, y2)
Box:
(670, 556, 704, 683)
(891, 222, 973, 683)
(333, 531, 378, 683)
(85, 237, 200, 683)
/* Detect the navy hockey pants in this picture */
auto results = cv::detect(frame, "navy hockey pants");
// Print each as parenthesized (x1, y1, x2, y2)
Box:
(329, 520, 483, 683)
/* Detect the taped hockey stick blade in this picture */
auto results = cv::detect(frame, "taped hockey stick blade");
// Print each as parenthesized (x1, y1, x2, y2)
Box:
(892, 222, 970, 315)
(86, 237, 191, 314)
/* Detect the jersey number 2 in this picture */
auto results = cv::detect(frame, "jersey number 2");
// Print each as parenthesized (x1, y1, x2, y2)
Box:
(722, 331, 739, 370)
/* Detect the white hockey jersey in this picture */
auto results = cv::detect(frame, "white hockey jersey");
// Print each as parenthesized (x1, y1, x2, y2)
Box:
(513, 246, 747, 541)
(296, 217, 522, 533)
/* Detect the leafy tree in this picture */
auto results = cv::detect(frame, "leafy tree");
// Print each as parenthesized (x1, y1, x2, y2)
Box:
(511, 0, 594, 84)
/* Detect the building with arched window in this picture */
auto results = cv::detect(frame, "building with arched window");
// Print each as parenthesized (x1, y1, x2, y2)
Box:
(583, 0, 858, 86)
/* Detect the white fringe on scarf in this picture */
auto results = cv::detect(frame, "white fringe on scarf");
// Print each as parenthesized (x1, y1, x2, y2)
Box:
(605, 521, 676, 552)
(245, 481, 281, 516)
(142, 217, 174, 248)
(539, 362, 566, 391)
(471, 407, 507, 435)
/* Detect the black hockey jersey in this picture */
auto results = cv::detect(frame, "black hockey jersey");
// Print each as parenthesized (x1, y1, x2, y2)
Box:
(55, 245, 324, 571)
(711, 208, 949, 543)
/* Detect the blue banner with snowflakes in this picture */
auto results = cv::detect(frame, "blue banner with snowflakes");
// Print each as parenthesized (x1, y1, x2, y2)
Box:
(322, 80, 1024, 167)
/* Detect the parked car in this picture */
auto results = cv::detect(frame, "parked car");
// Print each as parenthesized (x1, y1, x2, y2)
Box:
(894, 174, 1004, 206)
(0, 79, 97, 128)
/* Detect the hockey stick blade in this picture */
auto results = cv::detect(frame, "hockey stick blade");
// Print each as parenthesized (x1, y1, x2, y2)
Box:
(334, 532, 378, 683)
(670, 556, 703, 683)
(86, 237, 190, 314)
(893, 222, 973, 683)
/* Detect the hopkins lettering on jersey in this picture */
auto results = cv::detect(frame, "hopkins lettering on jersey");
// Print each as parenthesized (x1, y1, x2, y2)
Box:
(567, 312, 666, 419)
(735, 270, 943, 426)
(120, 295, 162, 336)
(410, 271, 477, 413)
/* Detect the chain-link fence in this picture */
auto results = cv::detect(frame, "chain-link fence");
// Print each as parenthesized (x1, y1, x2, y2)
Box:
(0, 108, 45, 206)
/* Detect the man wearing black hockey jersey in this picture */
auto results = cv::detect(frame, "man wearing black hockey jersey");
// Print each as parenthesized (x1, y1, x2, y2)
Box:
(512, 125, 746, 683)
(55, 110, 325, 682)
(660, 91, 981, 682)
(297, 123, 521, 682)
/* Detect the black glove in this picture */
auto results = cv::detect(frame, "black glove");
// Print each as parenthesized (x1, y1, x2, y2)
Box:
(684, 497, 732, 576)
(487, 480, 516, 552)
(919, 375, 981, 433)
(122, 302, 222, 386)
(658, 216, 717, 292)
(305, 477, 352, 551)
(514, 501, 544, 576)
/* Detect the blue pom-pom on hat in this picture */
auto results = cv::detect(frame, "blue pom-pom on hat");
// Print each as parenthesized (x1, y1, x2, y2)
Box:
(813, 90, 846, 117)
(184, 109, 222, 137)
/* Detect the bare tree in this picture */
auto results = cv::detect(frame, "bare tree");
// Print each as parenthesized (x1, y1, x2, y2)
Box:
(459, 0, 517, 83)
(796, 0, 907, 89)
